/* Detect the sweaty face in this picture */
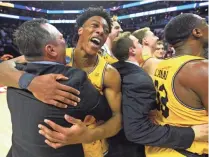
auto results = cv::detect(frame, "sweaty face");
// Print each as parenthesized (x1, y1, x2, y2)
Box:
(109, 21, 123, 40)
(43, 23, 66, 64)
(153, 44, 165, 59)
(78, 16, 110, 56)
(144, 31, 159, 49)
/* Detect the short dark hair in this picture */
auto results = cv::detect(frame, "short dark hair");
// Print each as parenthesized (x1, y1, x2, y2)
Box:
(164, 13, 204, 45)
(132, 27, 150, 44)
(112, 32, 133, 61)
(76, 7, 112, 33)
(13, 18, 56, 58)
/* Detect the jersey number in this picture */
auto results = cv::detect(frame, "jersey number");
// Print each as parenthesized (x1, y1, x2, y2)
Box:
(154, 80, 169, 118)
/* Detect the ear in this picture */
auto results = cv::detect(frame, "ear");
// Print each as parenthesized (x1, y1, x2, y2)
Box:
(129, 47, 136, 56)
(192, 28, 203, 38)
(78, 27, 83, 36)
(142, 37, 148, 45)
(44, 44, 58, 58)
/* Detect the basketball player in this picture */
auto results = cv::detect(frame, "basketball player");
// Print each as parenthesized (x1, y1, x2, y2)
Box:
(153, 40, 165, 59)
(99, 16, 123, 64)
(54, 7, 122, 157)
(134, 13, 208, 157)
(132, 27, 159, 62)
(112, 30, 208, 157)
(0, 7, 122, 157)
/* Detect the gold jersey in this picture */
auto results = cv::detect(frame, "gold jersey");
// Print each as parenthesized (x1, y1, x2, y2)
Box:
(146, 55, 208, 157)
(99, 45, 118, 64)
(66, 48, 109, 157)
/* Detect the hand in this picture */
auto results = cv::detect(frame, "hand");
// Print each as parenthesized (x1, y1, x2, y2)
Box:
(1, 54, 13, 61)
(28, 74, 80, 108)
(38, 115, 91, 149)
(192, 124, 208, 142)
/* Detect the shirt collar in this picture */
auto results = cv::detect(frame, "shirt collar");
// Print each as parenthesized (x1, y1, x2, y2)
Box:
(125, 60, 139, 67)
(29, 61, 63, 65)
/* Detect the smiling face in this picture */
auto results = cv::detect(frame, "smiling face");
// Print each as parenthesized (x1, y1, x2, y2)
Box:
(77, 16, 110, 56)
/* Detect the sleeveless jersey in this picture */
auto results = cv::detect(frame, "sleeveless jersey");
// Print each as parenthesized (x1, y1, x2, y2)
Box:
(146, 55, 208, 157)
(66, 48, 109, 157)
(99, 44, 118, 64)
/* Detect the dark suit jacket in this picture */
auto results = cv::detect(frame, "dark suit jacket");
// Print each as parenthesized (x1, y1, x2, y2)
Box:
(7, 63, 112, 157)
(112, 61, 194, 149)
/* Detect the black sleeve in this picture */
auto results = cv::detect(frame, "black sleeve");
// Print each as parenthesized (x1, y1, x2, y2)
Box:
(122, 74, 195, 149)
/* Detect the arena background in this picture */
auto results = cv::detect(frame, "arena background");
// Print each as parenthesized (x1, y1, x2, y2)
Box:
(0, 0, 208, 156)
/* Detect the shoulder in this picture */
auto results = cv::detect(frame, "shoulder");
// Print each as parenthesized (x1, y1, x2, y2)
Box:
(64, 66, 87, 80)
(104, 64, 121, 89)
(120, 65, 155, 92)
(178, 59, 208, 88)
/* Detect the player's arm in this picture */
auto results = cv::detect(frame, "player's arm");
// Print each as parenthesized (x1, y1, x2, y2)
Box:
(180, 60, 208, 111)
(0, 56, 80, 108)
(89, 65, 122, 140)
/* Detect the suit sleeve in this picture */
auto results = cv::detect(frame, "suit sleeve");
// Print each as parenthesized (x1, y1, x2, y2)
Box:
(122, 74, 195, 149)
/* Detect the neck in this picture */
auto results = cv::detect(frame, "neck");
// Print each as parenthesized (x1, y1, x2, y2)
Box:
(142, 45, 154, 56)
(127, 56, 138, 63)
(174, 40, 204, 57)
(73, 43, 98, 70)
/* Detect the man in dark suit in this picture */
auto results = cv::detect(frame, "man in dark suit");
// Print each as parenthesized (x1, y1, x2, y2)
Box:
(7, 19, 111, 157)
(109, 32, 207, 157)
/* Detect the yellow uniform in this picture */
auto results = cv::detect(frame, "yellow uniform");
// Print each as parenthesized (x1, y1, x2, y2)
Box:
(140, 50, 153, 67)
(66, 48, 109, 157)
(146, 55, 208, 157)
(99, 45, 118, 64)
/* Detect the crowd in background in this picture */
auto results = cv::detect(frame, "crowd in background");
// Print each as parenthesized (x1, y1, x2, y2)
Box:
(0, 1, 208, 59)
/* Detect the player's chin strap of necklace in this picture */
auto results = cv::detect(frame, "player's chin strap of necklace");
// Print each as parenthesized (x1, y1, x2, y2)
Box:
(72, 53, 99, 75)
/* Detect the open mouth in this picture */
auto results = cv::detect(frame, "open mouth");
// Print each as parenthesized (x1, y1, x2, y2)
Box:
(90, 37, 101, 47)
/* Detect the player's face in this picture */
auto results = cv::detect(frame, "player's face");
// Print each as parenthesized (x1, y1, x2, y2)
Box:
(109, 21, 123, 40)
(153, 44, 165, 59)
(145, 31, 159, 49)
(192, 15, 208, 49)
(43, 23, 66, 64)
(78, 16, 110, 56)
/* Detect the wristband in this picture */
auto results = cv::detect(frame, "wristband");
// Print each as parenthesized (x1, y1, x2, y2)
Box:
(18, 73, 36, 89)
